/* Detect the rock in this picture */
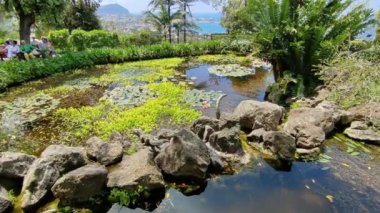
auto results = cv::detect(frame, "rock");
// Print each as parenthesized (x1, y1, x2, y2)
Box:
(262, 131, 296, 161)
(344, 122, 380, 144)
(191, 116, 220, 139)
(219, 113, 239, 129)
(285, 123, 325, 149)
(0, 186, 12, 213)
(155, 129, 211, 180)
(21, 145, 86, 210)
(209, 126, 242, 154)
(109, 131, 123, 143)
(207, 146, 224, 173)
(156, 129, 176, 140)
(233, 100, 284, 131)
(296, 147, 321, 158)
(52, 164, 108, 203)
(85, 137, 123, 166)
(285, 107, 335, 134)
(247, 128, 266, 142)
(40, 145, 87, 174)
(107, 149, 164, 190)
(349, 103, 380, 128)
(0, 152, 36, 178)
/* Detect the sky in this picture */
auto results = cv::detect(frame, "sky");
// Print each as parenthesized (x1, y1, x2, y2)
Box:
(101, 0, 219, 14)
(101, 0, 380, 14)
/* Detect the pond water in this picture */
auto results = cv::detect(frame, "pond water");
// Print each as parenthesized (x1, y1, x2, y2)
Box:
(0, 57, 379, 213)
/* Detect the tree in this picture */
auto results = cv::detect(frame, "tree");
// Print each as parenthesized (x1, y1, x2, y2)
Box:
(145, 2, 181, 41)
(149, 0, 176, 43)
(63, 0, 101, 32)
(376, 11, 380, 41)
(0, 0, 67, 43)
(226, 0, 373, 95)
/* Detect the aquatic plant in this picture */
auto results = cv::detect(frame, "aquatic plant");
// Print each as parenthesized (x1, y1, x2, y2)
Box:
(208, 64, 255, 77)
(54, 82, 200, 141)
(108, 186, 148, 207)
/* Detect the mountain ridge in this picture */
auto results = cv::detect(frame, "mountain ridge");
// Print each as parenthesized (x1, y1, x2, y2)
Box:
(97, 4, 131, 17)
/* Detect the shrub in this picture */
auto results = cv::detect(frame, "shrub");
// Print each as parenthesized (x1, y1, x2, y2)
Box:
(349, 40, 371, 52)
(48, 29, 70, 50)
(68, 29, 119, 51)
(120, 30, 162, 47)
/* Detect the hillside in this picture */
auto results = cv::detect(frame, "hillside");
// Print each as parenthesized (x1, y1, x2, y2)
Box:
(97, 4, 130, 17)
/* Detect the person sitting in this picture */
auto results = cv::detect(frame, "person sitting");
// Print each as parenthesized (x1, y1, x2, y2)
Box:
(39, 37, 56, 58)
(31, 36, 41, 48)
(20, 40, 35, 60)
(5, 40, 13, 59)
(0, 42, 7, 61)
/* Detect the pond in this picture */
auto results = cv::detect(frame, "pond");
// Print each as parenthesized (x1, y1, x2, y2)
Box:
(0, 55, 379, 212)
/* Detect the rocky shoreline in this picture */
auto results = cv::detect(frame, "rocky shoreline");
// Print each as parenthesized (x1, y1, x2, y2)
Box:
(0, 97, 379, 212)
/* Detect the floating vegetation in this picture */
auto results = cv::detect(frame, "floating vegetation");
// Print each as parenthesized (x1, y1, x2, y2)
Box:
(318, 153, 332, 164)
(100, 85, 157, 108)
(196, 54, 248, 65)
(0, 94, 59, 133)
(184, 89, 225, 108)
(208, 64, 256, 77)
(334, 133, 371, 156)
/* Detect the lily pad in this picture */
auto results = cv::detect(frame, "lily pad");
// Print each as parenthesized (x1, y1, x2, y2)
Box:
(184, 89, 225, 108)
(208, 64, 256, 77)
(100, 85, 157, 108)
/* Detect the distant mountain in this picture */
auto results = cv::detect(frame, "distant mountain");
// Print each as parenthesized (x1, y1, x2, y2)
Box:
(97, 4, 130, 17)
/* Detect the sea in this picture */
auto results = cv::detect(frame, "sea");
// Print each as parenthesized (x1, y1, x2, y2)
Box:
(193, 0, 379, 37)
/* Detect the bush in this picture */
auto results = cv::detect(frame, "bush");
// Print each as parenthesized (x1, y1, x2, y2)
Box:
(48, 29, 70, 50)
(120, 30, 162, 47)
(0, 40, 225, 90)
(69, 29, 119, 51)
(349, 40, 371, 52)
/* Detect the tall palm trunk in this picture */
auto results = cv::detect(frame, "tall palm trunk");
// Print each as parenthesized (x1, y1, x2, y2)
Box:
(167, 1, 172, 43)
(183, 4, 187, 43)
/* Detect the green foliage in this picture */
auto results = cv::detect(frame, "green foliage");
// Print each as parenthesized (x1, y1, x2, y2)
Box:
(54, 82, 201, 141)
(227, 0, 374, 94)
(62, 0, 101, 32)
(108, 186, 148, 207)
(69, 29, 119, 51)
(349, 40, 371, 52)
(48, 29, 70, 50)
(319, 52, 380, 110)
(0, 40, 225, 90)
(119, 31, 162, 47)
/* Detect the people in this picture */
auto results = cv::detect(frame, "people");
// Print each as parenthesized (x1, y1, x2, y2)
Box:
(20, 40, 35, 60)
(39, 37, 56, 58)
(0, 41, 7, 61)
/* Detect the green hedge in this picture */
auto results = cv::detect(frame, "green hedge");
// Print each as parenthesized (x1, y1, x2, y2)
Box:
(0, 40, 225, 90)
(48, 29, 162, 51)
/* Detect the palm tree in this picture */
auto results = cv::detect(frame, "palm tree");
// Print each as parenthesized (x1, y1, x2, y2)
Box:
(178, 0, 209, 42)
(145, 2, 182, 41)
(149, 0, 176, 42)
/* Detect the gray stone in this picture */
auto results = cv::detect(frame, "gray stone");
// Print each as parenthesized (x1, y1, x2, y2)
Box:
(219, 113, 239, 129)
(296, 147, 321, 158)
(107, 149, 164, 190)
(191, 116, 220, 139)
(262, 131, 296, 161)
(285, 123, 325, 149)
(233, 100, 284, 131)
(0, 152, 36, 178)
(52, 164, 108, 203)
(209, 126, 242, 154)
(344, 124, 380, 145)
(350, 121, 368, 130)
(21, 145, 86, 210)
(86, 137, 123, 166)
(247, 128, 266, 142)
(207, 146, 224, 173)
(157, 129, 176, 140)
(286, 107, 335, 134)
(0, 186, 12, 213)
(155, 129, 211, 180)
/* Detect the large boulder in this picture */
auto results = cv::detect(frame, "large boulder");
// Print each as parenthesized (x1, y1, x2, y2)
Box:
(155, 129, 211, 180)
(0, 152, 36, 178)
(262, 131, 296, 161)
(247, 128, 266, 142)
(284, 123, 325, 149)
(21, 145, 86, 210)
(209, 126, 242, 154)
(51, 164, 108, 203)
(233, 100, 284, 131)
(285, 107, 335, 134)
(86, 137, 123, 166)
(344, 121, 380, 145)
(107, 149, 164, 190)
(0, 186, 12, 213)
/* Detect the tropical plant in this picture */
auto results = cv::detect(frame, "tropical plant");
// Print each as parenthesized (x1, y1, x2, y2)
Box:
(225, 0, 374, 96)
(148, 0, 177, 42)
(376, 11, 380, 42)
(62, 0, 101, 32)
